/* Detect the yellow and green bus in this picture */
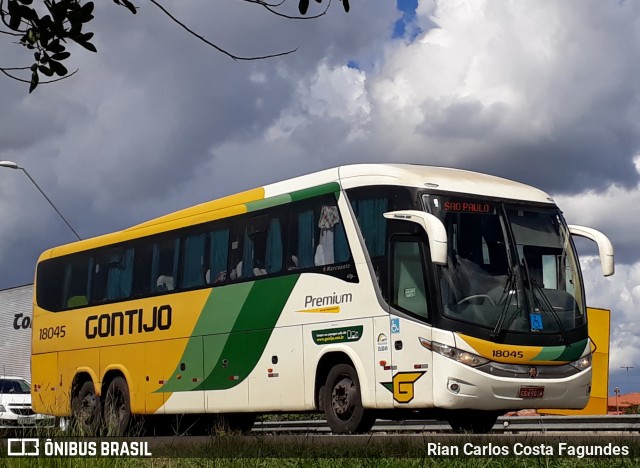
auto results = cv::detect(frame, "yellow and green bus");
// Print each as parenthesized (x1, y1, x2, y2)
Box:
(31, 164, 614, 435)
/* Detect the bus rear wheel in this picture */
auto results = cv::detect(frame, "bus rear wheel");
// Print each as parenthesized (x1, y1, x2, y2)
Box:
(71, 380, 102, 436)
(103, 376, 132, 436)
(322, 364, 375, 434)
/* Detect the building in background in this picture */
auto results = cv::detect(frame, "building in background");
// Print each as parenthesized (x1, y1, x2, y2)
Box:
(0, 284, 33, 379)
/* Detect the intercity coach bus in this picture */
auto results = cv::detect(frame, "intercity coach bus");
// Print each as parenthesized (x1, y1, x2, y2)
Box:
(31, 164, 614, 435)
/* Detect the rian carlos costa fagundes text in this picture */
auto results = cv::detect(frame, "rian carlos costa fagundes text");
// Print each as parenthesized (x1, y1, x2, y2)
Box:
(426, 442, 630, 458)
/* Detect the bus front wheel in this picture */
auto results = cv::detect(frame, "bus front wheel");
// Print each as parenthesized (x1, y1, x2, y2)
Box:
(322, 364, 375, 434)
(103, 376, 132, 436)
(71, 380, 102, 436)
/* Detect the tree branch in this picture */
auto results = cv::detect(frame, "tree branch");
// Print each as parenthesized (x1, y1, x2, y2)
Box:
(242, 0, 331, 20)
(148, 0, 297, 61)
(1, 66, 78, 83)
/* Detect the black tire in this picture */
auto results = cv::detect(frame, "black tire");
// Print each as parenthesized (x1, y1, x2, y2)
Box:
(71, 380, 102, 436)
(103, 376, 132, 436)
(448, 410, 498, 434)
(322, 363, 376, 434)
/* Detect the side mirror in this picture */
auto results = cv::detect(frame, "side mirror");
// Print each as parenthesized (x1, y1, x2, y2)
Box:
(568, 225, 614, 277)
(383, 210, 448, 265)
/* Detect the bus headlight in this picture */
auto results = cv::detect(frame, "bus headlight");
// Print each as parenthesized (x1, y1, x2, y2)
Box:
(419, 338, 489, 368)
(570, 354, 592, 371)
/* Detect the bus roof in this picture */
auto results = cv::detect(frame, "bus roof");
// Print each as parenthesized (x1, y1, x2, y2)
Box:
(42, 164, 553, 258)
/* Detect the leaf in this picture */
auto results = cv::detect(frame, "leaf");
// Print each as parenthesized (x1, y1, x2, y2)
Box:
(46, 40, 65, 53)
(38, 64, 53, 76)
(298, 0, 309, 15)
(77, 32, 94, 42)
(49, 60, 68, 76)
(29, 70, 39, 93)
(81, 1, 95, 16)
(51, 51, 71, 61)
(77, 40, 97, 52)
(7, 0, 22, 30)
(120, 0, 137, 15)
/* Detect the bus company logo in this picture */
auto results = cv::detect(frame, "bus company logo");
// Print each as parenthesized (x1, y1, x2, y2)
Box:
(85, 305, 172, 339)
(381, 371, 426, 404)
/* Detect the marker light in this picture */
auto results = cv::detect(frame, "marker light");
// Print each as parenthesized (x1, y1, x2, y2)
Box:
(419, 337, 489, 368)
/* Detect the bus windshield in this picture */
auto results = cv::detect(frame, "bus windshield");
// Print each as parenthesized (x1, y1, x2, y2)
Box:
(424, 195, 585, 335)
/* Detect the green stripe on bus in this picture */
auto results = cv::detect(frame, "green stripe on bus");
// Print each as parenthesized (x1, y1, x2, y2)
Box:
(245, 182, 341, 213)
(555, 338, 588, 362)
(246, 194, 292, 212)
(290, 182, 341, 202)
(159, 283, 255, 392)
(532, 339, 587, 362)
(194, 274, 300, 391)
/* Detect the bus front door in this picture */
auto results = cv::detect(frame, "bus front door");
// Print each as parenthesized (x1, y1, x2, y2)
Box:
(388, 236, 434, 409)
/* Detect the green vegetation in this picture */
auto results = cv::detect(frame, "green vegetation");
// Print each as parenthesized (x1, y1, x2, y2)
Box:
(1, 420, 638, 467)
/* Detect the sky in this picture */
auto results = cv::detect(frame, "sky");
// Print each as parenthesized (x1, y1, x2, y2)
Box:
(1, 0, 639, 395)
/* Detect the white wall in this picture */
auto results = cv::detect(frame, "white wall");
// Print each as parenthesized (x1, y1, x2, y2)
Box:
(0, 284, 33, 379)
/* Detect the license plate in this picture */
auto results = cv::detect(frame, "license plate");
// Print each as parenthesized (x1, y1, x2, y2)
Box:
(17, 417, 36, 425)
(519, 386, 544, 398)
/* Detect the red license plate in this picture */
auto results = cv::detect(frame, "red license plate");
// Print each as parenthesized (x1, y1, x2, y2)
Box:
(519, 386, 544, 398)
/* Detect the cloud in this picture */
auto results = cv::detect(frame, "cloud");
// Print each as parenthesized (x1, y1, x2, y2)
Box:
(581, 256, 640, 391)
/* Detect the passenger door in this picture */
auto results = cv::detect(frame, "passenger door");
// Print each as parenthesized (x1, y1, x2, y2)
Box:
(388, 236, 434, 408)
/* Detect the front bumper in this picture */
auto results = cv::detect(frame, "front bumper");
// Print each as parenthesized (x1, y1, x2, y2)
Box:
(432, 354, 592, 411)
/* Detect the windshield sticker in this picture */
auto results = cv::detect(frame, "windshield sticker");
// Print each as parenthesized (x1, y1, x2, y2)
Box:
(530, 313, 544, 331)
(312, 325, 363, 345)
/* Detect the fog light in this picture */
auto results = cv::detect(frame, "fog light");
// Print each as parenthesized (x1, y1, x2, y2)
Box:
(448, 381, 460, 394)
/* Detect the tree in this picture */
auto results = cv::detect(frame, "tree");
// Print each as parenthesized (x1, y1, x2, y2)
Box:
(0, 0, 350, 93)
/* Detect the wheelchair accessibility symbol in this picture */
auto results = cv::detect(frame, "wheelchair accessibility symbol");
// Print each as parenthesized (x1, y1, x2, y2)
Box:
(391, 318, 400, 334)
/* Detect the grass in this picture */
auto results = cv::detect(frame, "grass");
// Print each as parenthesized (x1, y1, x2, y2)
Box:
(1, 420, 639, 467)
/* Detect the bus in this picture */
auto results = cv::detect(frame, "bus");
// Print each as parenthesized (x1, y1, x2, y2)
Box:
(31, 164, 614, 435)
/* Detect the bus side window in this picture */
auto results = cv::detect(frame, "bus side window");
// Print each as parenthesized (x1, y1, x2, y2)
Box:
(266, 218, 284, 273)
(63, 255, 92, 309)
(350, 197, 388, 258)
(181, 232, 207, 289)
(132, 243, 153, 297)
(153, 238, 179, 292)
(293, 209, 315, 269)
(208, 228, 229, 284)
(93, 248, 134, 302)
(228, 225, 244, 281)
(314, 205, 348, 266)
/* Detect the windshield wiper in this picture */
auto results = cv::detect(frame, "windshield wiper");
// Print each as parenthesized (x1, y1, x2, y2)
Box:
(490, 264, 522, 342)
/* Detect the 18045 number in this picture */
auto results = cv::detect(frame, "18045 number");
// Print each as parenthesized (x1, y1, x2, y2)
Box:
(492, 349, 524, 359)
(39, 326, 66, 340)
